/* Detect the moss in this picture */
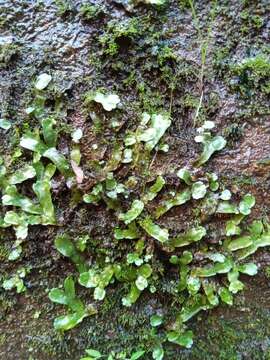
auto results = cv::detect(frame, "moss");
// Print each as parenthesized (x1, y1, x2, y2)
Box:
(157, 45, 176, 66)
(1, 0, 270, 358)
(230, 54, 270, 96)
(98, 17, 145, 56)
(178, 0, 191, 10)
(0, 243, 9, 260)
(234, 55, 270, 77)
(0, 334, 6, 346)
(224, 123, 244, 144)
(54, 0, 73, 17)
(79, 4, 103, 21)
(264, 266, 270, 279)
(240, 9, 264, 31)
(0, 15, 8, 29)
(0, 43, 20, 68)
(251, 15, 264, 29)
(213, 46, 230, 73)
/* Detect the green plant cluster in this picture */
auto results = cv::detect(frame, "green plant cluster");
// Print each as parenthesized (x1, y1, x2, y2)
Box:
(231, 54, 270, 95)
(1, 72, 270, 358)
(99, 18, 145, 56)
(0, 42, 20, 69)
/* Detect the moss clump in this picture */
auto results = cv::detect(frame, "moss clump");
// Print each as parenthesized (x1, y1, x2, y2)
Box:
(178, 0, 191, 10)
(0, 43, 20, 68)
(264, 266, 270, 279)
(99, 18, 144, 56)
(240, 9, 264, 31)
(231, 54, 270, 95)
(54, 0, 73, 17)
(156, 45, 176, 66)
(79, 4, 103, 21)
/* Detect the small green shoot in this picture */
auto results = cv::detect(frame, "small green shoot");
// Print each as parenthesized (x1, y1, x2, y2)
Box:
(49, 276, 93, 331)
(139, 218, 169, 243)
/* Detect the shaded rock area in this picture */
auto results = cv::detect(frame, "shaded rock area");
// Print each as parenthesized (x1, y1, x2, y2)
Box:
(0, 0, 269, 359)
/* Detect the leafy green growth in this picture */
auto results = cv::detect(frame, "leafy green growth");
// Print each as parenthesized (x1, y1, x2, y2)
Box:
(216, 193, 255, 215)
(41, 118, 57, 147)
(216, 201, 239, 214)
(167, 330, 193, 348)
(83, 184, 103, 204)
(142, 175, 165, 203)
(20, 122, 70, 177)
(127, 252, 144, 266)
(80, 347, 145, 360)
(139, 218, 169, 243)
(135, 264, 152, 290)
(138, 113, 171, 151)
(226, 215, 244, 236)
(228, 235, 252, 251)
(192, 257, 233, 278)
(116, 263, 153, 306)
(83, 174, 126, 206)
(152, 344, 164, 360)
(187, 275, 201, 296)
(43, 148, 70, 176)
(1, 210, 41, 240)
(170, 226, 206, 248)
(180, 294, 210, 323)
(76, 235, 89, 252)
(135, 275, 148, 291)
(122, 283, 141, 307)
(220, 189, 231, 201)
(33, 173, 56, 225)
(9, 165, 36, 184)
(49, 276, 93, 331)
(118, 200, 144, 224)
(1, 163, 56, 234)
(228, 220, 270, 259)
(55, 0, 73, 16)
(203, 281, 219, 306)
(191, 181, 207, 199)
(114, 222, 140, 240)
(2, 268, 26, 293)
(81, 347, 102, 360)
(79, 265, 115, 301)
(170, 251, 193, 294)
(239, 194, 256, 215)
(0, 118, 11, 130)
(138, 0, 166, 4)
(207, 172, 219, 191)
(231, 54, 270, 94)
(93, 92, 120, 111)
(194, 121, 226, 166)
(35, 73, 52, 90)
(4, 84, 268, 357)
(218, 286, 233, 305)
(80, 4, 103, 21)
(54, 234, 87, 273)
(2, 185, 42, 214)
(129, 350, 145, 360)
(150, 314, 164, 327)
(177, 168, 192, 185)
(228, 264, 257, 294)
(155, 189, 191, 218)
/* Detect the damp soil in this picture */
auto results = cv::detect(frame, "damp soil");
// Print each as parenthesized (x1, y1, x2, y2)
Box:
(0, 0, 270, 359)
